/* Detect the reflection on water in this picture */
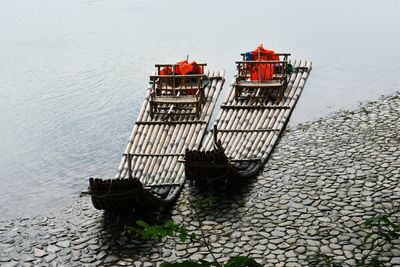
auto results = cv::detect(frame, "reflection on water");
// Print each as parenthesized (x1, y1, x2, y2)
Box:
(0, 0, 399, 219)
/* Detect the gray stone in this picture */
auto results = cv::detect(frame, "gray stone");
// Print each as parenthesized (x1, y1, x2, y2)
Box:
(34, 248, 47, 258)
(295, 246, 306, 254)
(80, 257, 96, 263)
(343, 244, 356, 251)
(285, 250, 296, 257)
(71, 250, 81, 258)
(47, 245, 60, 253)
(2, 261, 19, 267)
(162, 250, 172, 257)
(72, 237, 90, 246)
(56, 241, 70, 248)
(44, 254, 57, 263)
(104, 255, 119, 264)
(391, 257, 400, 265)
(271, 230, 285, 237)
(320, 245, 332, 254)
(96, 251, 107, 260)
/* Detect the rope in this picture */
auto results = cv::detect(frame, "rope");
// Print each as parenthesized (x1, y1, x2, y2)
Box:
(95, 179, 114, 199)
(185, 161, 232, 180)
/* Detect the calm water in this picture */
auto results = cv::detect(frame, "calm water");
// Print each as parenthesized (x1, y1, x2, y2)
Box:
(0, 0, 399, 219)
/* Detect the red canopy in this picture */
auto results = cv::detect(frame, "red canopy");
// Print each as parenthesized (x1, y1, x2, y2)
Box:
(160, 60, 202, 75)
(249, 44, 278, 81)
(251, 44, 279, 61)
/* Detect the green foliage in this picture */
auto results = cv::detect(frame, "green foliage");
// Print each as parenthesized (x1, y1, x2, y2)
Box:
(363, 214, 400, 244)
(122, 198, 261, 266)
(224, 256, 262, 267)
(356, 214, 399, 266)
(160, 260, 220, 267)
(308, 214, 399, 267)
(121, 220, 196, 243)
(160, 256, 262, 267)
(307, 253, 341, 267)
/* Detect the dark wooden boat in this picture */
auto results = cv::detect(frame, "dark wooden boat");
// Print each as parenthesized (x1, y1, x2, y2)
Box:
(184, 50, 312, 181)
(88, 62, 225, 211)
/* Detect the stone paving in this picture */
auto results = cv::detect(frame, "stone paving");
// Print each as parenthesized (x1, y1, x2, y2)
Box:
(0, 93, 399, 266)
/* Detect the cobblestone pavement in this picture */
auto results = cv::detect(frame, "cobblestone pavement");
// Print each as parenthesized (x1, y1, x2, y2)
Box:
(1, 93, 399, 266)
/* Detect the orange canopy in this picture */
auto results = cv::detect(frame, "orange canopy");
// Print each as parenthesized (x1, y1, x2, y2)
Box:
(249, 44, 278, 81)
(251, 63, 273, 81)
(251, 44, 279, 61)
(160, 60, 202, 76)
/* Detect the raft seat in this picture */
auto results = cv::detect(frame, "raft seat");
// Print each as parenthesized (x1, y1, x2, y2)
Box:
(235, 59, 289, 102)
(149, 74, 205, 119)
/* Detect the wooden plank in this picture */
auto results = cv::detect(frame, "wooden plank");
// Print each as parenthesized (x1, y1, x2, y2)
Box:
(240, 53, 291, 57)
(235, 81, 283, 88)
(211, 128, 280, 133)
(128, 153, 185, 157)
(150, 74, 205, 79)
(136, 120, 207, 125)
(220, 105, 290, 110)
(150, 98, 200, 104)
(235, 60, 288, 64)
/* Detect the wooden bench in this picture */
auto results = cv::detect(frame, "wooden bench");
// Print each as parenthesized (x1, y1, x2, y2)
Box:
(234, 59, 289, 102)
(149, 72, 206, 120)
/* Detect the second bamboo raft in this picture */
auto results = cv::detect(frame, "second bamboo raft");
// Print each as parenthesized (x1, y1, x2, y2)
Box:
(185, 59, 312, 180)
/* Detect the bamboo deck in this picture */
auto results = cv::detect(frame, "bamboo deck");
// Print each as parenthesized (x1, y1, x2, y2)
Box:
(185, 60, 312, 180)
(89, 69, 225, 211)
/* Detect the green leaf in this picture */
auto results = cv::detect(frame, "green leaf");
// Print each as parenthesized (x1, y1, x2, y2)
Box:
(165, 220, 176, 228)
(224, 256, 262, 267)
(136, 220, 149, 228)
(159, 229, 168, 238)
(160, 260, 211, 266)
(167, 229, 175, 237)
(190, 233, 197, 240)
(363, 232, 376, 243)
(179, 232, 187, 242)
(204, 199, 212, 207)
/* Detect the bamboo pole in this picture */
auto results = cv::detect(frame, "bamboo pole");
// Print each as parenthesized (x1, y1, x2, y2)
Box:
(142, 123, 170, 184)
(151, 104, 194, 185)
(175, 70, 224, 183)
(217, 85, 254, 155)
(120, 102, 151, 178)
(246, 60, 300, 160)
(227, 92, 270, 159)
(151, 69, 221, 186)
(231, 104, 274, 160)
(116, 87, 151, 178)
(163, 72, 213, 185)
(252, 60, 303, 160)
(120, 79, 155, 179)
(202, 74, 237, 151)
(258, 60, 311, 162)
(153, 115, 186, 184)
(232, 67, 299, 160)
(170, 70, 219, 183)
(189, 70, 223, 149)
(202, 73, 237, 151)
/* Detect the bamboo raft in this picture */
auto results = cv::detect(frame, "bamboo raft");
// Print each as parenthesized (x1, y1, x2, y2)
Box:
(88, 65, 225, 211)
(184, 58, 312, 181)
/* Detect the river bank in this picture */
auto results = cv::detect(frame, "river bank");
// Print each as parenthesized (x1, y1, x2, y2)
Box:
(0, 92, 399, 266)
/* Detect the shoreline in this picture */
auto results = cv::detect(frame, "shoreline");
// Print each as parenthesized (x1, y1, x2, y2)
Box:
(1, 92, 399, 266)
